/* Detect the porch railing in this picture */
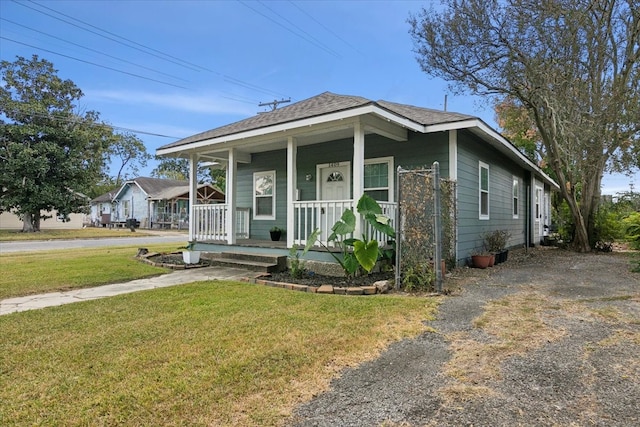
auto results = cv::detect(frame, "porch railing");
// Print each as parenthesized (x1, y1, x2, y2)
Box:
(292, 200, 397, 247)
(192, 204, 250, 241)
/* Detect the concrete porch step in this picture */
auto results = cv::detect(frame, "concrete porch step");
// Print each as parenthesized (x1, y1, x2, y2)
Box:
(203, 251, 287, 273)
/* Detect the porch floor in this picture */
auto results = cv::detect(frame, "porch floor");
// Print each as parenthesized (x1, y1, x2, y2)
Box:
(200, 238, 287, 250)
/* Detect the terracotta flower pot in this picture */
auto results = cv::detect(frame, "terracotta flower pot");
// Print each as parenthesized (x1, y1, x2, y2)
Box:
(471, 254, 491, 269)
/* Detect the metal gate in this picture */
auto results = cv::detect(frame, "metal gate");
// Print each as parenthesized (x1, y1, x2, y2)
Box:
(395, 162, 456, 292)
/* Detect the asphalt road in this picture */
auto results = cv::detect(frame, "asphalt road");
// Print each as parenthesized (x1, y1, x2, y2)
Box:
(0, 233, 189, 253)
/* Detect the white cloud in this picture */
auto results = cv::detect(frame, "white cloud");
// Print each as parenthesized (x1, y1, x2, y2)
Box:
(86, 89, 256, 116)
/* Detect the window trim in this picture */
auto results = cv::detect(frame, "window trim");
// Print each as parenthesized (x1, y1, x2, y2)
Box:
(253, 170, 276, 220)
(512, 176, 520, 219)
(535, 186, 543, 221)
(479, 161, 489, 220)
(364, 156, 394, 202)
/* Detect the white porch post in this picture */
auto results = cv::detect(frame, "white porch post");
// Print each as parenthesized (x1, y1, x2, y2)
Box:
(286, 136, 297, 248)
(353, 120, 365, 238)
(188, 153, 198, 242)
(226, 148, 237, 244)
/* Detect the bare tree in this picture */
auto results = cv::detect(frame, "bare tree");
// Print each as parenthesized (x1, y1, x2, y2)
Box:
(409, 0, 640, 251)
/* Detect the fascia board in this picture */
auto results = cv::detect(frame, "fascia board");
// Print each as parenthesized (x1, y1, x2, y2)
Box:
(156, 105, 424, 156)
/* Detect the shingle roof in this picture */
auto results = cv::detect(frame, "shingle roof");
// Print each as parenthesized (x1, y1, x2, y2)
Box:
(159, 92, 475, 150)
(132, 177, 188, 197)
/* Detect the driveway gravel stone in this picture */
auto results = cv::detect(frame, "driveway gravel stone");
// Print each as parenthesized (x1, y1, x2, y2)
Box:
(290, 248, 640, 426)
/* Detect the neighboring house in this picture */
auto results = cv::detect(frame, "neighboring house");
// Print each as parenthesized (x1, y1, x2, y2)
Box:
(89, 177, 224, 229)
(156, 92, 558, 265)
(0, 209, 87, 230)
(1, 190, 90, 230)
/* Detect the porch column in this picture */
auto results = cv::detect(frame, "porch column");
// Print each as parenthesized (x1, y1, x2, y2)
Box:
(226, 148, 237, 244)
(188, 153, 198, 242)
(353, 120, 365, 238)
(286, 136, 297, 248)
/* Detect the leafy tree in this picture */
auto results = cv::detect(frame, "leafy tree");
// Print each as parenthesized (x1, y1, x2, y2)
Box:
(0, 55, 113, 231)
(409, 0, 640, 252)
(152, 157, 226, 189)
(108, 132, 151, 186)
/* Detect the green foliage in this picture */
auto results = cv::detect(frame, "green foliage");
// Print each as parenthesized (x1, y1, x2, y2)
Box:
(152, 157, 225, 188)
(287, 230, 318, 279)
(108, 132, 151, 185)
(310, 194, 395, 277)
(0, 55, 114, 231)
(483, 229, 512, 253)
(402, 263, 435, 292)
(622, 212, 640, 250)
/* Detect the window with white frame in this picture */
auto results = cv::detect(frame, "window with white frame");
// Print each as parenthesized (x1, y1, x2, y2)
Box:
(253, 171, 275, 219)
(123, 200, 130, 218)
(535, 187, 542, 220)
(364, 157, 393, 202)
(512, 177, 519, 218)
(479, 161, 489, 219)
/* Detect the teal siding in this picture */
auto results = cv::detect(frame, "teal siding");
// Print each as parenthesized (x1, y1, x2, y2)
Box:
(456, 130, 527, 263)
(237, 150, 288, 240)
(236, 131, 453, 239)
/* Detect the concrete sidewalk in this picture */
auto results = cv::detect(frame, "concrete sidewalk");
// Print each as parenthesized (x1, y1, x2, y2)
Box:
(0, 266, 253, 315)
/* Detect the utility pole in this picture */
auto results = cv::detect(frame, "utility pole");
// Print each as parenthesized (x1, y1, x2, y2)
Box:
(258, 98, 291, 112)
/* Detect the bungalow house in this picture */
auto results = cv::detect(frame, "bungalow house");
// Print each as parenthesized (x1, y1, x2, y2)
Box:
(89, 177, 224, 229)
(156, 92, 558, 265)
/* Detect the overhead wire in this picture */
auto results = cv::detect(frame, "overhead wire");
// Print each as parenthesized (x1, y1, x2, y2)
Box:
(238, 0, 341, 59)
(2, 107, 182, 139)
(0, 36, 190, 90)
(13, 0, 289, 99)
(0, 17, 189, 83)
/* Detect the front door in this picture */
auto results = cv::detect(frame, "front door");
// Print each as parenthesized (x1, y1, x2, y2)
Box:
(318, 162, 351, 242)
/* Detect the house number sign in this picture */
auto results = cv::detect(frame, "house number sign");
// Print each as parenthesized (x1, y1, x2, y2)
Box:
(328, 162, 340, 167)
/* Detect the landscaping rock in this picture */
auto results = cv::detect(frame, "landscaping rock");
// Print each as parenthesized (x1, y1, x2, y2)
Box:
(373, 280, 392, 294)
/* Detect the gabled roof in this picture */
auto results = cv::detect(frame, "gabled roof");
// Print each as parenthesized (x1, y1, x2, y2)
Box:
(112, 177, 188, 201)
(156, 91, 558, 190)
(159, 92, 475, 151)
(149, 183, 225, 201)
(91, 190, 117, 204)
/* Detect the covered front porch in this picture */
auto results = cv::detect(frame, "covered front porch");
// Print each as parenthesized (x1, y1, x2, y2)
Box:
(177, 113, 410, 250)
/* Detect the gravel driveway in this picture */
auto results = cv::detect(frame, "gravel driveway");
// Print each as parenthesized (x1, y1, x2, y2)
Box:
(290, 247, 640, 426)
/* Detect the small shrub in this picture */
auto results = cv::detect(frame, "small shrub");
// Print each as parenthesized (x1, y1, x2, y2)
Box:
(402, 263, 435, 292)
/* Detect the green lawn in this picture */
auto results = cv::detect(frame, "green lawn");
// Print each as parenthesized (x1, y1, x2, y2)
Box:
(0, 245, 176, 299)
(0, 281, 438, 426)
(0, 228, 162, 241)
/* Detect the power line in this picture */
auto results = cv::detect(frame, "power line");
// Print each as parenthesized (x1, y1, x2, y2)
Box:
(256, 0, 342, 58)
(0, 17, 189, 83)
(11, 0, 290, 99)
(3, 107, 182, 139)
(13, 0, 202, 72)
(288, 0, 362, 55)
(239, 0, 341, 59)
(0, 36, 190, 90)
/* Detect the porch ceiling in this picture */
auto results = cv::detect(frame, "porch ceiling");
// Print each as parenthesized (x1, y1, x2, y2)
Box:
(192, 113, 408, 163)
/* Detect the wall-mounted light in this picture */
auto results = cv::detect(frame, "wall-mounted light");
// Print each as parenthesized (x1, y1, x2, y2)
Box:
(305, 174, 313, 181)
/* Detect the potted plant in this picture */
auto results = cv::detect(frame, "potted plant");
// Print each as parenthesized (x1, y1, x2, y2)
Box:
(471, 252, 493, 269)
(270, 226, 283, 241)
(483, 230, 511, 264)
(180, 241, 201, 264)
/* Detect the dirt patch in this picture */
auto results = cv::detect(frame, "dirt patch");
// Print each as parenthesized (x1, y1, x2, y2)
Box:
(290, 247, 640, 426)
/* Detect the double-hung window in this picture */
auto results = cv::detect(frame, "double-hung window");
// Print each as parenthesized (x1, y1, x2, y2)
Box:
(479, 161, 489, 220)
(512, 177, 519, 218)
(364, 157, 393, 202)
(254, 171, 275, 219)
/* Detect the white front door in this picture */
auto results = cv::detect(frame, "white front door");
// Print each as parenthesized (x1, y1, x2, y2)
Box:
(318, 162, 351, 242)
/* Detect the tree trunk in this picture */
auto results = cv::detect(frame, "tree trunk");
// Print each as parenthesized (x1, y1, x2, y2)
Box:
(21, 212, 35, 232)
(32, 214, 41, 232)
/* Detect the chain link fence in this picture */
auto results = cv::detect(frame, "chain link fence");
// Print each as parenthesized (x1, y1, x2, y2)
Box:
(395, 163, 457, 292)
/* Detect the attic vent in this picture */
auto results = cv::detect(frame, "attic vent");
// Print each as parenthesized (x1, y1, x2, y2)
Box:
(327, 171, 344, 182)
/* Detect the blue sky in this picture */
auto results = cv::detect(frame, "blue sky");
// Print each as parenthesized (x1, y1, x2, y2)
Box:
(1, 0, 637, 195)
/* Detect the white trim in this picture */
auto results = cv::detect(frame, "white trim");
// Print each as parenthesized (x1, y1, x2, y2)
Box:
(479, 161, 490, 220)
(253, 170, 276, 220)
(512, 176, 520, 219)
(226, 149, 237, 244)
(364, 156, 394, 202)
(286, 137, 296, 248)
(188, 154, 198, 241)
(448, 130, 458, 181)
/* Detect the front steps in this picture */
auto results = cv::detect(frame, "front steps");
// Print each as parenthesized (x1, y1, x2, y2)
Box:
(203, 251, 287, 273)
